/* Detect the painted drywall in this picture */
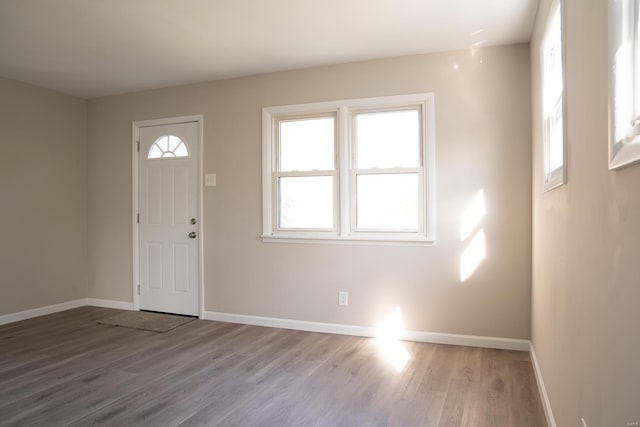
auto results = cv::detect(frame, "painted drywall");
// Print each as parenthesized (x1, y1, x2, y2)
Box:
(88, 44, 532, 339)
(0, 77, 87, 315)
(531, 0, 640, 425)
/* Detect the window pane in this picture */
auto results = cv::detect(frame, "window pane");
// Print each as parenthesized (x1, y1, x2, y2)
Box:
(148, 144, 163, 159)
(542, 2, 565, 184)
(548, 99, 564, 172)
(148, 135, 189, 159)
(158, 136, 169, 152)
(174, 142, 188, 157)
(279, 176, 333, 229)
(280, 117, 334, 172)
(355, 110, 420, 168)
(614, 41, 633, 142)
(356, 173, 419, 230)
(543, 5, 562, 114)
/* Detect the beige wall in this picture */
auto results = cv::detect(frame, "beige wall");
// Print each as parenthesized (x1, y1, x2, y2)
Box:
(87, 44, 532, 338)
(531, 0, 640, 425)
(0, 78, 87, 315)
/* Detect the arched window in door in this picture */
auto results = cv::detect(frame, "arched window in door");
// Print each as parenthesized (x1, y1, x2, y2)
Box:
(148, 135, 189, 159)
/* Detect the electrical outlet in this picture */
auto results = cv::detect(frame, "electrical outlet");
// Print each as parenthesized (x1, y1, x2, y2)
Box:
(339, 291, 348, 306)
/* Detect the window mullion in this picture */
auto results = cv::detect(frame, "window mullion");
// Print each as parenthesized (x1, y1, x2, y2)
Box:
(339, 106, 350, 237)
(349, 169, 357, 235)
(271, 171, 278, 231)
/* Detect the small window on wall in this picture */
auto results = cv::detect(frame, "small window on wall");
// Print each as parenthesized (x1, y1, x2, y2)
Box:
(148, 135, 189, 159)
(262, 93, 435, 245)
(541, 0, 566, 191)
(609, 0, 640, 169)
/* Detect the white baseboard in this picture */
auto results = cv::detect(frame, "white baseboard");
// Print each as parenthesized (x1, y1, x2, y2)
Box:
(203, 310, 530, 351)
(0, 298, 135, 326)
(530, 342, 557, 427)
(86, 298, 134, 311)
(402, 329, 530, 351)
(0, 299, 87, 326)
(0, 299, 527, 351)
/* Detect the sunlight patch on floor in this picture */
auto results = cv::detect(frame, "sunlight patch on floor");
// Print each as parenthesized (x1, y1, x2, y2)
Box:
(376, 307, 410, 372)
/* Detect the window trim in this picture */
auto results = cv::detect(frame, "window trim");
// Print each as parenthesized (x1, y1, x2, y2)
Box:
(540, 0, 567, 191)
(262, 93, 436, 245)
(608, 0, 640, 170)
(349, 106, 425, 236)
(273, 113, 338, 233)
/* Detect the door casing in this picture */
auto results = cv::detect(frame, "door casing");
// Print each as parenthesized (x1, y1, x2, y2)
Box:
(132, 115, 204, 318)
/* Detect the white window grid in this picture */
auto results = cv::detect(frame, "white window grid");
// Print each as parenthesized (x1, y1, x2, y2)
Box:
(148, 134, 189, 159)
(262, 94, 435, 245)
(349, 105, 425, 236)
(609, 0, 640, 169)
(272, 112, 339, 233)
(541, 0, 566, 190)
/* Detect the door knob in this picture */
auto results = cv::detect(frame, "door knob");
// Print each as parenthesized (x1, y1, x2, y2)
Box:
(188, 231, 197, 239)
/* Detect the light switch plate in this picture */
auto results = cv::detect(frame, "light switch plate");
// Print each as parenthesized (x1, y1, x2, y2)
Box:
(205, 174, 216, 187)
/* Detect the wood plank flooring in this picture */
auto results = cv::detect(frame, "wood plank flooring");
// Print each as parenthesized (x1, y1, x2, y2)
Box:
(0, 307, 546, 426)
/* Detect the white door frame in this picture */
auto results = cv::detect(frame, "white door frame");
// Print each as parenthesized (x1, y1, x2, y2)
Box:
(132, 115, 204, 318)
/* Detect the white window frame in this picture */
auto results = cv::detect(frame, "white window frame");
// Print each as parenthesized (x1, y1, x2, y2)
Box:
(541, 0, 567, 191)
(349, 105, 426, 237)
(262, 93, 436, 245)
(609, 0, 640, 169)
(272, 112, 339, 234)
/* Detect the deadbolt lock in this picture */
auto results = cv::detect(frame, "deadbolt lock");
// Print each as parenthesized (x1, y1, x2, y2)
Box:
(190, 218, 197, 225)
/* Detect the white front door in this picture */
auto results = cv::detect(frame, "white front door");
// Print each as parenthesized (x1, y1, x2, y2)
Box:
(138, 121, 199, 316)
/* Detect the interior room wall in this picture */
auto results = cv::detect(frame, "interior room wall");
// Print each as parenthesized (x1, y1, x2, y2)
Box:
(530, 0, 640, 425)
(87, 44, 532, 339)
(0, 77, 88, 315)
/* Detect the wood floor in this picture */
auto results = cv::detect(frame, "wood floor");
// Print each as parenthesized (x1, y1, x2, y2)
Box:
(0, 307, 546, 426)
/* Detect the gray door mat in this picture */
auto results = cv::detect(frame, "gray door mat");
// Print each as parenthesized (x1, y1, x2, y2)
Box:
(96, 310, 195, 332)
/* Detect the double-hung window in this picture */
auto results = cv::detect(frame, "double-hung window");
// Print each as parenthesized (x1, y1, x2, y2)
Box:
(609, 0, 640, 169)
(541, 0, 566, 190)
(275, 115, 337, 231)
(262, 94, 435, 244)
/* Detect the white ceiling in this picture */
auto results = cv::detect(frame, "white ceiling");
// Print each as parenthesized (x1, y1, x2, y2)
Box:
(0, 0, 539, 99)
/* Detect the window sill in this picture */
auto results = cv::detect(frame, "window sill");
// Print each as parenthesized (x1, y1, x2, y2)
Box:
(542, 166, 565, 192)
(609, 136, 640, 170)
(261, 234, 436, 247)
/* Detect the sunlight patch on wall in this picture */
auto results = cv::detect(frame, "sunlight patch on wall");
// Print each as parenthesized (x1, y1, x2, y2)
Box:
(460, 190, 486, 241)
(460, 229, 487, 282)
(459, 190, 487, 282)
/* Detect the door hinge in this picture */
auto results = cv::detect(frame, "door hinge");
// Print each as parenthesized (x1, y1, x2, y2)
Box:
(137, 284, 140, 295)
(136, 140, 140, 152)
(137, 213, 140, 224)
